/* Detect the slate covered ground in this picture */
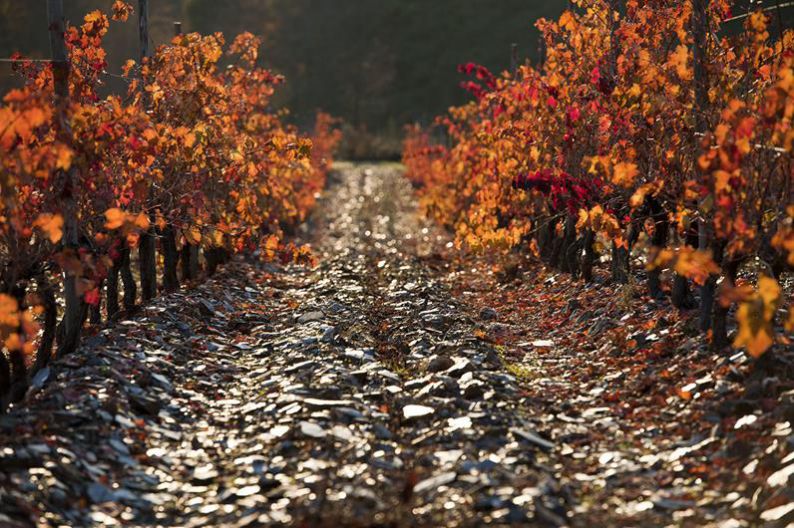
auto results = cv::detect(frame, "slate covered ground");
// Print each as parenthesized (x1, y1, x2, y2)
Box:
(0, 164, 568, 527)
(0, 163, 792, 527)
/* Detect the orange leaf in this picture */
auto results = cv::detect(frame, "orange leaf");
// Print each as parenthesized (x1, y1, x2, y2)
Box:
(55, 144, 73, 171)
(134, 213, 150, 231)
(105, 208, 126, 230)
(111, 1, 133, 21)
(34, 213, 64, 243)
(673, 248, 720, 286)
(670, 45, 692, 81)
(612, 162, 639, 188)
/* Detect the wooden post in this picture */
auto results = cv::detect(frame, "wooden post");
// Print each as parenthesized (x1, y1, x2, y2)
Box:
(607, 0, 633, 285)
(49, 0, 84, 357)
(177, 18, 203, 281)
(173, 19, 199, 282)
(773, 0, 785, 43)
(139, 0, 149, 61)
(691, 0, 718, 331)
(48, 0, 68, 102)
(668, 0, 709, 310)
(137, 0, 158, 301)
(606, 0, 619, 90)
(692, 0, 708, 138)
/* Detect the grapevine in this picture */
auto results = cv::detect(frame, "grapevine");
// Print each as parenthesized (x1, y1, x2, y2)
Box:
(404, 0, 793, 358)
(0, 2, 340, 409)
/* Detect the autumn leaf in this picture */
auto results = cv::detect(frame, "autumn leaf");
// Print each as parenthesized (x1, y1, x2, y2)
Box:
(4, 333, 22, 351)
(126, 232, 140, 248)
(263, 235, 280, 259)
(612, 162, 639, 188)
(0, 294, 20, 328)
(670, 45, 692, 81)
(559, 11, 576, 31)
(122, 59, 136, 77)
(134, 213, 150, 231)
(84, 288, 101, 306)
(211, 229, 224, 247)
(734, 276, 781, 358)
(105, 208, 126, 230)
(528, 238, 540, 258)
(111, 1, 133, 22)
(155, 212, 167, 231)
(34, 213, 64, 243)
(55, 144, 73, 170)
(718, 282, 754, 307)
(185, 226, 202, 245)
(713, 170, 733, 193)
(673, 248, 720, 286)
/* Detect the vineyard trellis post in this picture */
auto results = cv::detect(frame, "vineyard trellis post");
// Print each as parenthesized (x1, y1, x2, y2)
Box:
(692, 0, 720, 335)
(137, 0, 158, 302)
(160, 19, 184, 291)
(171, 20, 200, 283)
(49, 0, 85, 358)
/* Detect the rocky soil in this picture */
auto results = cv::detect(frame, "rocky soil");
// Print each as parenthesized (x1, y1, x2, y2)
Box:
(0, 163, 571, 527)
(2, 163, 791, 527)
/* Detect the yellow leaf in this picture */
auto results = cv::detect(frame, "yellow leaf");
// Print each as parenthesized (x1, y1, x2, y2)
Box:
(576, 208, 589, 230)
(734, 277, 782, 358)
(263, 235, 280, 259)
(211, 229, 224, 247)
(529, 238, 540, 258)
(757, 276, 781, 317)
(734, 299, 774, 358)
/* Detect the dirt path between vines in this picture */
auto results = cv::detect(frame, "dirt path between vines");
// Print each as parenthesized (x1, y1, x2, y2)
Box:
(3, 163, 791, 527)
(0, 163, 570, 527)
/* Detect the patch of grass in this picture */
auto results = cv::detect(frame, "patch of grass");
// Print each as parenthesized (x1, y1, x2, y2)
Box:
(495, 345, 539, 383)
(504, 361, 539, 382)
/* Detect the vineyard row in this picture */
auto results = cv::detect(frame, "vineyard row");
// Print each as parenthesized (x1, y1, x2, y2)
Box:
(403, 0, 793, 357)
(0, 1, 341, 411)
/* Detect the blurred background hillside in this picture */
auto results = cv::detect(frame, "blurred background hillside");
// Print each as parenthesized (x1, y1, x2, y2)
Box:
(1, 1, 789, 158)
(0, 1, 565, 157)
